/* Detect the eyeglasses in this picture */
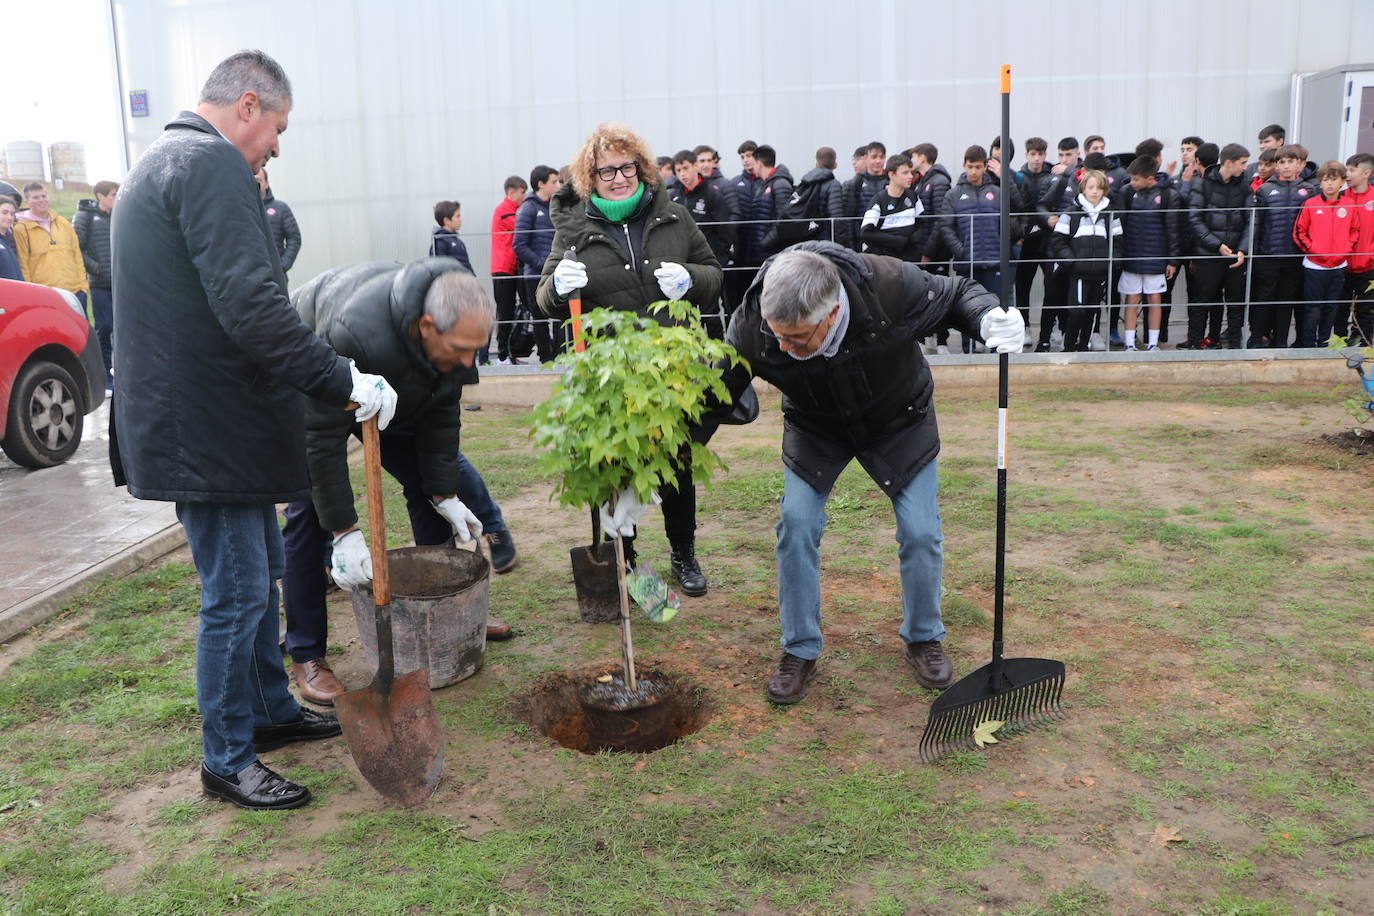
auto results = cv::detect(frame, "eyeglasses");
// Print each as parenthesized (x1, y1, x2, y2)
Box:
(761, 314, 828, 349)
(594, 162, 638, 182)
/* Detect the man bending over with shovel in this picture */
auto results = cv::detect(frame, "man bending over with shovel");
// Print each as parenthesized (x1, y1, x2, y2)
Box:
(282, 259, 508, 702)
(709, 241, 1023, 704)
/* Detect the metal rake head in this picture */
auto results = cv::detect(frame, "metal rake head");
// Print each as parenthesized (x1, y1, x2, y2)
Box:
(919, 658, 1066, 763)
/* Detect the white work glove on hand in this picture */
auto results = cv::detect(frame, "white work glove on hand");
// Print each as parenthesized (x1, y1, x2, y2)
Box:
(553, 257, 588, 297)
(329, 529, 373, 590)
(599, 487, 662, 538)
(349, 361, 398, 430)
(979, 307, 1026, 355)
(433, 496, 482, 543)
(654, 261, 692, 300)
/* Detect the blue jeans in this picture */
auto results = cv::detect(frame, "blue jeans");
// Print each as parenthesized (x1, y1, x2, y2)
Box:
(90, 287, 114, 386)
(775, 460, 945, 660)
(176, 501, 302, 777)
(281, 441, 503, 663)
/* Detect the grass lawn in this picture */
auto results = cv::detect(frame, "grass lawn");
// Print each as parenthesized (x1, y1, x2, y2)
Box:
(1, 383, 1371, 915)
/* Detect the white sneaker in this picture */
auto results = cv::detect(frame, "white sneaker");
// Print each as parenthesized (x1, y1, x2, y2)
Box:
(1089, 332, 1105, 351)
(1023, 329, 1033, 346)
(936, 345, 951, 356)
(1147, 344, 1160, 351)
(496, 357, 522, 366)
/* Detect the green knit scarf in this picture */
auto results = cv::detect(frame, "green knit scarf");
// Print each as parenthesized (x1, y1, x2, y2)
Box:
(590, 182, 646, 222)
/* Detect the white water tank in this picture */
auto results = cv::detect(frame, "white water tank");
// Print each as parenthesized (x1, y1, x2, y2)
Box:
(4, 141, 44, 181)
(48, 142, 87, 184)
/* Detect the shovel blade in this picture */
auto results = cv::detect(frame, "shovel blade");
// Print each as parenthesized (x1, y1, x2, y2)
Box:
(570, 542, 621, 623)
(919, 657, 1065, 763)
(336, 668, 444, 807)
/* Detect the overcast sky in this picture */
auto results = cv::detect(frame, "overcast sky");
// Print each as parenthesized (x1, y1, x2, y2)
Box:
(1, 0, 125, 182)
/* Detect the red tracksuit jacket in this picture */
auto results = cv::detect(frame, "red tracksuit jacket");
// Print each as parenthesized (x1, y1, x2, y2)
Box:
(489, 196, 520, 274)
(1292, 194, 1361, 268)
(1342, 186, 1374, 274)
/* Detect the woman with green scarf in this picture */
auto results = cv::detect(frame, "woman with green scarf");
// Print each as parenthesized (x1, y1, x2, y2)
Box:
(536, 122, 724, 596)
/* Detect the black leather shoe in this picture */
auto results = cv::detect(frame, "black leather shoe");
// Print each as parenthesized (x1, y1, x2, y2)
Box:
(905, 640, 954, 689)
(670, 545, 708, 597)
(201, 761, 310, 810)
(252, 708, 342, 753)
(767, 652, 818, 705)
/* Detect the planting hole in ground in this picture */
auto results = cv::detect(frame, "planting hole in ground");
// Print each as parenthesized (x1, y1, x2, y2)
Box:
(513, 663, 714, 753)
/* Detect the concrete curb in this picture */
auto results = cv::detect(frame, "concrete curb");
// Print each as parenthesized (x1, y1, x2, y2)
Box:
(0, 523, 187, 645)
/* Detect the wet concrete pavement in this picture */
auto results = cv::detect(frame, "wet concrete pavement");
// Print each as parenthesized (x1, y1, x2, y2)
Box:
(0, 401, 181, 642)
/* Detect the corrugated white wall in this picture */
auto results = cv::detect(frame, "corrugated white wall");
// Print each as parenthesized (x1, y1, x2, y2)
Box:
(114, 0, 1374, 287)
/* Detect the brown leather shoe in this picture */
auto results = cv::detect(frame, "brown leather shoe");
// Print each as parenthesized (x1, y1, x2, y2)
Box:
(485, 616, 513, 641)
(905, 640, 954, 689)
(292, 658, 346, 706)
(766, 652, 817, 705)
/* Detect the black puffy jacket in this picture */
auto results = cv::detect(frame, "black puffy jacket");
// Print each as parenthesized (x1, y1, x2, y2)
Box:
(263, 188, 301, 273)
(1188, 165, 1254, 256)
(717, 241, 998, 497)
(750, 166, 794, 261)
(940, 174, 1010, 268)
(112, 111, 352, 503)
(1050, 195, 1122, 278)
(793, 166, 848, 248)
(294, 258, 474, 532)
(670, 174, 735, 265)
(1253, 163, 1319, 256)
(915, 164, 952, 259)
(842, 173, 889, 250)
(1117, 183, 1185, 275)
(72, 199, 113, 289)
(1015, 163, 1058, 241)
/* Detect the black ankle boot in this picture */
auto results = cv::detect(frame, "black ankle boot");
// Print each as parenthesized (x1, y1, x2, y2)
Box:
(670, 543, 707, 597)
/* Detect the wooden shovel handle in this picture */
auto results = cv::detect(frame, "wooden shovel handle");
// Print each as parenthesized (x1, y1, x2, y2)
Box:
(362, 416, 390, 606)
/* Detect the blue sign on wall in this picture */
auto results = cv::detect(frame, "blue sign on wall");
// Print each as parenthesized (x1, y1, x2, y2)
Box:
(130, 90, 149, 118)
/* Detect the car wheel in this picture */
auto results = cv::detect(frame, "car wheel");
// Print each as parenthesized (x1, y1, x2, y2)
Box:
(2, 360, 85, 468)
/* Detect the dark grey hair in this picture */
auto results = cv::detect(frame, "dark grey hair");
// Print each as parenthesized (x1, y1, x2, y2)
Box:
(759, 249, 842, 326)
(199, 50, 293, 111)
(424, 271, 494, 332)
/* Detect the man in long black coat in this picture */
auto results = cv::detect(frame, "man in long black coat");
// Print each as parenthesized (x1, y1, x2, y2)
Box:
(112, 51, 397, 812)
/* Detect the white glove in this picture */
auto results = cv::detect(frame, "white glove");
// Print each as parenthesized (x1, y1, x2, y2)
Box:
(433, 496, 482, 543)
(979, 307, 1026, 355)
(553, 257, 588, 297)
(349, 361, 398, 430)
(599, 487, 662, 538)
(329, 529, 372, 590)
(653, 261, 692, 300)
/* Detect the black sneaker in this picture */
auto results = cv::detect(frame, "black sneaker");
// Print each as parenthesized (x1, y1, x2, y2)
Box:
(252, 708, 342, 753)
(201, 761, 311, 810)
(904, 640, 954, 689)
(484, 528, 518, 574)
(766, 652, 818, 705)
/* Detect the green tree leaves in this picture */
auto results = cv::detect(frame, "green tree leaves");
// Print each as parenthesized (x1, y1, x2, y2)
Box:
(530, 301, 748, 509)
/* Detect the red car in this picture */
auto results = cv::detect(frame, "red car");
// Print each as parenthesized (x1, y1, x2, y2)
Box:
(0, 277, 106, 467)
